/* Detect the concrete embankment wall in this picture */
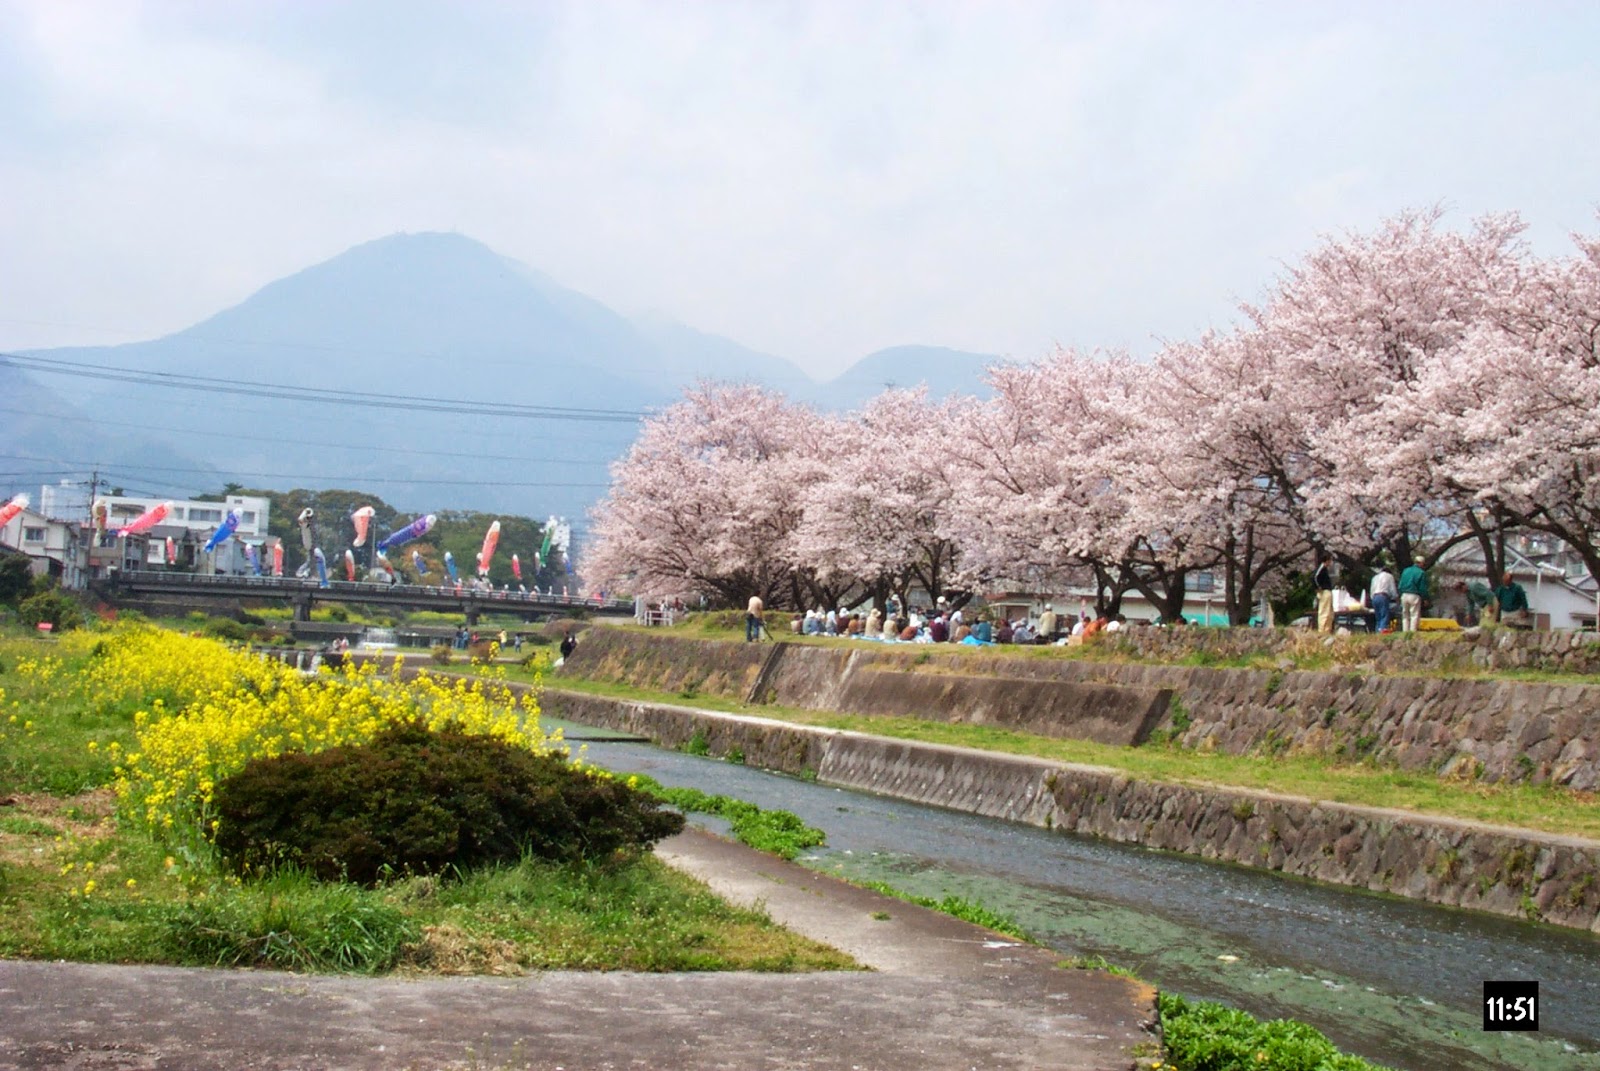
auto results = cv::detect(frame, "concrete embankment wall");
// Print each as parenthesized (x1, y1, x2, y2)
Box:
(545, 689, 1600, 934)
(562, 630, 1600, 790)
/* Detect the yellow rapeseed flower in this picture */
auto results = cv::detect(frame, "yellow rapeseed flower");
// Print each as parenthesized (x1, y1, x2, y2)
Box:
(97, 624, 556, 840)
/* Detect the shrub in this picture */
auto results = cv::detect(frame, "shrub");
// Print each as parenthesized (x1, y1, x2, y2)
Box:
(430, 644, 453, 665)
(0, 550, 31, 604)
(18, 588, 85, 632)
(202, 618, 251, 643)
(210, 721, 685, 885)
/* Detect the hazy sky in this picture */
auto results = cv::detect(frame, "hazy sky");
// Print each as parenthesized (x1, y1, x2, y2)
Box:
(2, 1, 1597, 380)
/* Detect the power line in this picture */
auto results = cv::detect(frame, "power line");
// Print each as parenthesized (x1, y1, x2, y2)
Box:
(0, 405, 616, 468)
(1, 353, 647, 423)
(0, 454, 607, 490)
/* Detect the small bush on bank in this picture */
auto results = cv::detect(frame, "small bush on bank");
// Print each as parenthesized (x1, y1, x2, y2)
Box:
(210, 722, 685, 885)
(19, 588, 85, 632)
(1158, 992, 1389, 1071)
(202, 618, 250, 643)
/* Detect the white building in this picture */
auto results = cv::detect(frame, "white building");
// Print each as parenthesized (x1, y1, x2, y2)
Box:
(984, 564, 1236, 629)
(1434, 538, 1598, 630)
(98, 492, 271, 540)
(0, 505, 87, 590)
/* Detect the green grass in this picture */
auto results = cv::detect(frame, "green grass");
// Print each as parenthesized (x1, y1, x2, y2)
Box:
(1057, 953, 1140, 979)
(0, 631, 857, 975)
(534, 675, 1600, 841)
(0, 828, 856, 973)
(624, 777, 826, 860)
(647, 613, 1600, 684)
(854, 879, 1032, 941)
(0, 640, 140, 797)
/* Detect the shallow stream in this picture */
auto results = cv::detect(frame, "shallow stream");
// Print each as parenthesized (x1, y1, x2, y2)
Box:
(568, 727, 1600, 1071)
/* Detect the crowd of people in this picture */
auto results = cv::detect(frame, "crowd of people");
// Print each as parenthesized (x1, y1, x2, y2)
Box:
(777, 597, 1141, 647)
(1328, 563, 1537, 635)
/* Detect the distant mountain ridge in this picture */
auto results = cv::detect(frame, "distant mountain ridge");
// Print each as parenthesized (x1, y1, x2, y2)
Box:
(3, 232, 999, 520)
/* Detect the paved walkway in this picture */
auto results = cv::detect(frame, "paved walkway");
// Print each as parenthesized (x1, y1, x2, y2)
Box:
(0, 829, 1157, 1071)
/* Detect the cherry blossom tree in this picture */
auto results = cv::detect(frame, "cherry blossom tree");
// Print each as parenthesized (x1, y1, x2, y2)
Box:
(583, 383, 817, 606)
(947, 348, 1147, 616)
(1399, 224, 1600, 584)
(791, 389, 973, 611)
(1136, 331, 1308, 624)
(586, 208, 1594, 626)
(1252, 209, 1529, 569)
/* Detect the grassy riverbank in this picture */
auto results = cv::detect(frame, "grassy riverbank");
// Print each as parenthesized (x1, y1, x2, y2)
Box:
(0, 627, 853, 974)
(531, 673, 1600, 841)
(661, 614, 1600, 683)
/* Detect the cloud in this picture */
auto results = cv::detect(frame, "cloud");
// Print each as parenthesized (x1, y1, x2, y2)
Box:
(1, 0, 1597, 377)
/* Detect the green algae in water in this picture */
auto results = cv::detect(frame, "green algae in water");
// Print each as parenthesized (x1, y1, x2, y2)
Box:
(818, 851, 1597, 1071)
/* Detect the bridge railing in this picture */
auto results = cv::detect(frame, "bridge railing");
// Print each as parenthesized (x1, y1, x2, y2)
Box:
(113, 568, 633, 610)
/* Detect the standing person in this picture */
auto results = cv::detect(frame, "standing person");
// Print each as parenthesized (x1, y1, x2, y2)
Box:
(1494, 571, 1532, 628)
(1398, 560, 1429, 632)
(1369, 563, 1398, 633)
(559, 629, 577, 661)
(1039, 606, 1058, 643)
(1313, 555, 1336, 634)
(745, 593, 764, 642)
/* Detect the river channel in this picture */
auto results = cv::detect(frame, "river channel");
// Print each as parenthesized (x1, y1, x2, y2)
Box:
(565, 726, 1600, 1071)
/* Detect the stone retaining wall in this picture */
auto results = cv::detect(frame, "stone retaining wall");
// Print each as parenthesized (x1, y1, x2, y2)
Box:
(544, 689, 1600, 934)
(561, 631, 1600, 789)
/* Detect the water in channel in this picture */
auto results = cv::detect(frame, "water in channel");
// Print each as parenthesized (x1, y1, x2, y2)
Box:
(565, 727, 1600, 1071)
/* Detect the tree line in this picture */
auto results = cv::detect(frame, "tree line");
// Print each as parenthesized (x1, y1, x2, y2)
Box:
(584, 209, 1600, 622)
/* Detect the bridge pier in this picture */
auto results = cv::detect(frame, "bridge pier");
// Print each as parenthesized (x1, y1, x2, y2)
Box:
(292, 593, 313, 623)
(464, 601, 481, 628)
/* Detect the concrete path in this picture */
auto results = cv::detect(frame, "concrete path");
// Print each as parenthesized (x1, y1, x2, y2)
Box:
(0, 830, 1157, 1071)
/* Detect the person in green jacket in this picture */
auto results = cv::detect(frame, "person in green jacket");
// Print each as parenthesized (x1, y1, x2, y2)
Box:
(1398, 562, 1429, 632)
(1457, 578, 1494, 625)
(1494, 571, 1532, 629)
